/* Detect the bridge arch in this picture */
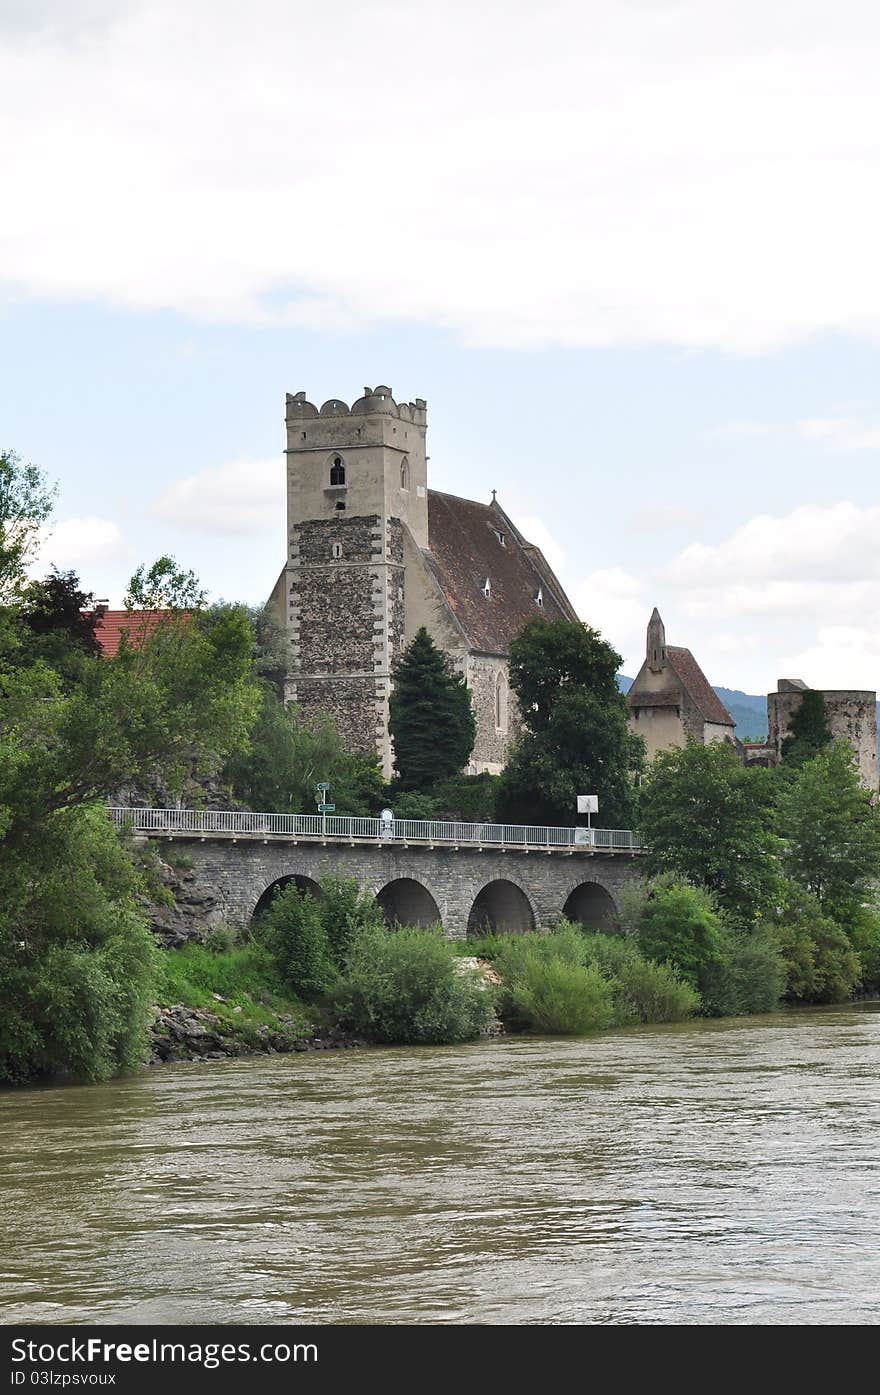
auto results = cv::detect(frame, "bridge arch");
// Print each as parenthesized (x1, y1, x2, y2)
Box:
(376, 878, 441, 928)
(252, 873, 323, 922)
(562, 880, 619, 931)
(467, 879, 536, 936)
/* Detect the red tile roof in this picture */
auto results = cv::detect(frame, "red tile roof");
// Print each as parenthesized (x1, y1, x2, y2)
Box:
(666, 646, 735, 726)
(424, 491, 579, 654)
(88, 609, 176, 658)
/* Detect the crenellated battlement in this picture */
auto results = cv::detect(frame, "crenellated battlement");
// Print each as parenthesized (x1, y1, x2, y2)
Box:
(285, 386, 427, 425)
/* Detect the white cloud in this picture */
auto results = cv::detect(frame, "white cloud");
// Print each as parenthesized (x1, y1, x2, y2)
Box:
(663, 501, 880, 589)
(30, 516, 126, 576)
(643, 499, 880, 690)
(628, 503, 704, 534)
(151, 458, 284, 536)
(796, 417, 880, 450)
(512, 514, 566, 577)
(574, 567, 647, 664)
(782, 626, 880, 691)
(3, 2, 880, 351)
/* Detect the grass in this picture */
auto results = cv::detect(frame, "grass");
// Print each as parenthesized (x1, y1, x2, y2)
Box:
(155, 941, 316, 1044)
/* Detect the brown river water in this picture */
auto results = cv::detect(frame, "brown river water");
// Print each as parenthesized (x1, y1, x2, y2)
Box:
(2, 1003, 879, 1326)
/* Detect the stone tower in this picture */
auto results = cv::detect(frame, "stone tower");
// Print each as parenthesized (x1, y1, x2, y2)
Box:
(276, 386, 428, 778)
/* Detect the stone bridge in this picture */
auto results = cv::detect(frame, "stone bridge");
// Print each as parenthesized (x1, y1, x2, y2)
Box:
(117, 810, 647, 937)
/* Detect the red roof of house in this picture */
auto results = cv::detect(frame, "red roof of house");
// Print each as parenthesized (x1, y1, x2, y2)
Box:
(89, 609, 176, 658)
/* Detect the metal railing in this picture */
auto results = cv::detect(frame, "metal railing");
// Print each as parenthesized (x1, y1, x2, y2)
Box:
(108, 806, 645, 853)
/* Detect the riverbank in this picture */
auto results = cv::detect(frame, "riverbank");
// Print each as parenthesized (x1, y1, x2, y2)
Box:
(149, 1002, 367, 1063)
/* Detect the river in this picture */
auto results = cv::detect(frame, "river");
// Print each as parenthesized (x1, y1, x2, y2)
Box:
(2, 1004, 879, 1325)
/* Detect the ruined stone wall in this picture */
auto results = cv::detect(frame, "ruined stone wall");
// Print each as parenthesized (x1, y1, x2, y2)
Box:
(768, 687, 878, 789)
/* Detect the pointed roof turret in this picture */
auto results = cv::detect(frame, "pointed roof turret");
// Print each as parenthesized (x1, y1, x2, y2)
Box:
(647, 607, 667, 672)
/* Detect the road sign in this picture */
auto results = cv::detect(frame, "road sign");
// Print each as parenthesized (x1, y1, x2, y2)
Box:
(318, 803, 335, 813)
(315, 782, 330, 792)
(577, 794, 599, 814)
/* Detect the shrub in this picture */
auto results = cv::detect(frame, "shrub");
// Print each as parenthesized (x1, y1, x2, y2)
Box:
(317, 873, 386, 967)
(637, 880, 724, 989)
(328, 926, 494, 1044)
(579, 928, 639, 978)
(698, 924, 786, 1017)
(0, 810, 157, 1084)
(765, 886, 861, 1004)
(505, 954, 615, 1035)
(614, 957, 700, 1024)
(203, 922, 237, 954)
(259, 882, 337, 999)
(847, 906, 880, 994)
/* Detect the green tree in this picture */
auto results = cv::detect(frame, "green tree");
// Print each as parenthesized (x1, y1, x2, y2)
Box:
(762, 884, 862, 1004)
(496, 618, 643, 827)
(224, 687, 383, 815)
(779, 741, 880, 925)
(638, 740, 782, 924)
(19, 570, 100, 681)
(637, 879, 724, 990)
(781, 689, 833, 767)
(259, 882, 337, 999)
(389, 627, 476, 791)
(0, 449, 56, 599)
(0, 809, 156, 1083)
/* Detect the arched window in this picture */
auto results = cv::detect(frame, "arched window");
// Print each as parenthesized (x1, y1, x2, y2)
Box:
(495, 671, 508, 733)
(400, 458, 410, 491)
(330, 455, 345, 486)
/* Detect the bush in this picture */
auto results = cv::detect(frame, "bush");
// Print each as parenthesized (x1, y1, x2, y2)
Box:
(328, 926, 494, 1044)
(847, 906, 880, 994)
(579, 928, 639, 978)
(698, 924, 786, 1017)
(259, 882, 337, 999)
(493, 923, 588, 978)
(765, 886, 861, 1004)
(614, 957, 700, 1024)
(505, 954, 615, 1035)
(203, 922, 237, 954)
(637, 880, 724, 989)
(317, 873, 386, 967)
(0, 810, 157, 1084)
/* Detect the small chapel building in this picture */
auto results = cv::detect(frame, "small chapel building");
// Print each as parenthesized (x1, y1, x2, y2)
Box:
(269, 386, 579, 778)
(626, 608, 736, 760)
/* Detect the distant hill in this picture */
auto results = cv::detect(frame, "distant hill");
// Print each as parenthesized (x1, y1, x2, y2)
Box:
(617, 675, 768, 740)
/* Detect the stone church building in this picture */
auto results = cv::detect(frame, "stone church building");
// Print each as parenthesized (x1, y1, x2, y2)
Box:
(269, 386, 579, 778)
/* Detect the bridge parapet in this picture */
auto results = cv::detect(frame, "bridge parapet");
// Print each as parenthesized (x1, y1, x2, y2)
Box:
(109, 808, 645, 855)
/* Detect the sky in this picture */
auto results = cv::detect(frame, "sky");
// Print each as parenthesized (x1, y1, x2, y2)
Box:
(3, 0, 880, 692)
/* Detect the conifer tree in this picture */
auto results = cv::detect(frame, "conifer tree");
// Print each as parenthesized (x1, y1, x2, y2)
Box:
(389, 628, 476, 791)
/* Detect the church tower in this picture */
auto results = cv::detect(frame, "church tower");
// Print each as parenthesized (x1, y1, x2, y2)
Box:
(278, 386, 428, 777)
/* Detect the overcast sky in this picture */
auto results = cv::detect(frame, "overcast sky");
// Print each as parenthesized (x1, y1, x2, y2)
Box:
(3, 0, 880, 691)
